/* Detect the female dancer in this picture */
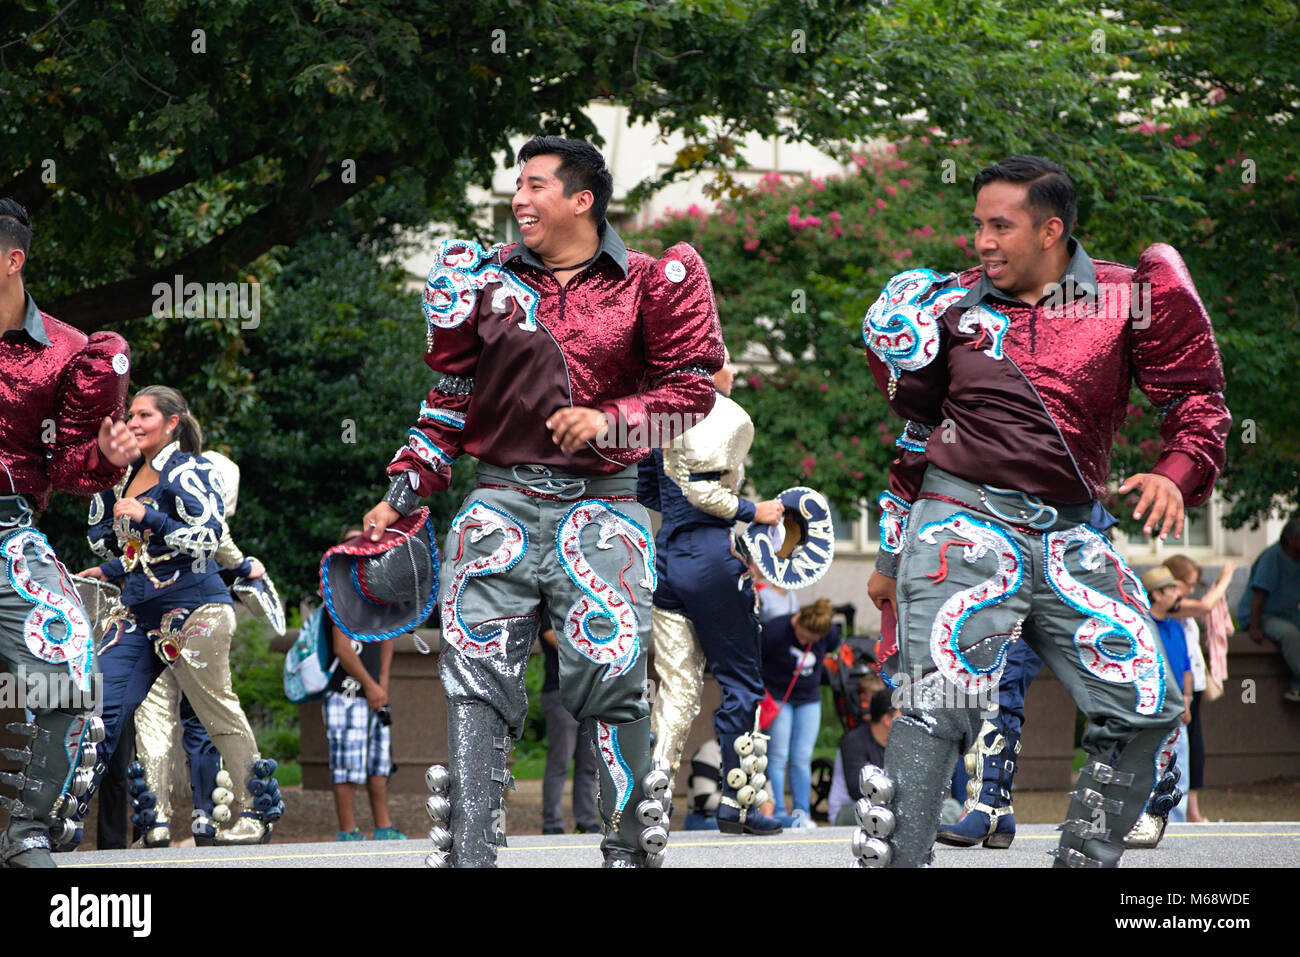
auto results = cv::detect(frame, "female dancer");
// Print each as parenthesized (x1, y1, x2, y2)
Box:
(78, 386, 281, 845)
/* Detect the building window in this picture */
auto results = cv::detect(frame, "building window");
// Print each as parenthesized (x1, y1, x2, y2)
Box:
(1161, 504, 1212, 549)
(493, 204, 519, 245)
(827, 500, 856, 544)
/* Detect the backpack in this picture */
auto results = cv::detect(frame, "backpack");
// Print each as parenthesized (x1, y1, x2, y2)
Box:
(282, 604, 338, 704)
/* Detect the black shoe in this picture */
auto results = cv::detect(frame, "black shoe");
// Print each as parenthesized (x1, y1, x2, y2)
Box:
(574, 824, 603, 835)
(716, 804, 783, 836)
(542, 827, 564, 835)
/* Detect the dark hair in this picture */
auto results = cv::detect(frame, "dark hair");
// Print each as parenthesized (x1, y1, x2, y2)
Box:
(135, 385, 203, 453)
(972, 155, 1077, 237)
(1282, 515, 1300, 546)
(516, 136, 613, 227)
(869, 688, 896, 724)
(0, 198, 32, 271)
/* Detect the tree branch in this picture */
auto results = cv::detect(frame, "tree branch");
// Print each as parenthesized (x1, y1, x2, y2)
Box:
(46, 148, 413, 331)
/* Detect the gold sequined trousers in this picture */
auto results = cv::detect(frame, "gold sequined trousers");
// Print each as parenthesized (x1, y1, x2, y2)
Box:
(134, 604, 262, 818)
(649, 606, 705, 791)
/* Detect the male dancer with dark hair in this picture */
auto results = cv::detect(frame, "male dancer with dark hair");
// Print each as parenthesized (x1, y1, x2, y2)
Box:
(0, 197, 139, 867)
(856, 156, 1229, 868)
(363, 137, 724, 867)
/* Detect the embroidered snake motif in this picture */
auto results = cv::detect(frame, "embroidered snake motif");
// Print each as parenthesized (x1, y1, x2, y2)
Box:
(862, 268, 967, 376)
(956, 302, 1010, 359)
(917, 513, 1025, 696)
(441, 502, 529, 658)
(2, 530, 94, 691)
(422, 238, 538, 334)
(555, 501, 654, 680)
(1043, 526, 1165, 715)
(595, 720, 633, 816)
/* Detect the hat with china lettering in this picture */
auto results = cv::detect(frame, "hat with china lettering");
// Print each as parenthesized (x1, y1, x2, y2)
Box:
(740, 486, 836, 589)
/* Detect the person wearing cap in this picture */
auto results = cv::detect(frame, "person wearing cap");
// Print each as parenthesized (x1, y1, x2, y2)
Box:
(638, 349, 785, 835)
(361, 137, 723, 867)
(1141, 564, 1193, 822)
(858, 155, 1228, 869)
(0, 197, 138, 868)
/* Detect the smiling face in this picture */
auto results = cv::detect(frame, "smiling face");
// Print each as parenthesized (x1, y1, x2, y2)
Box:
(512, 154, 595, 261)
(972, 180, 1067, 304)
(126, 395, 179, 461)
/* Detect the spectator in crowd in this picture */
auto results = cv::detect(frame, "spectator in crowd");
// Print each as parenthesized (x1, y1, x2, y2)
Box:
(1237, 516, 1300, 703)
(324, 526, 404, 841)
(759, 598, 841, 828)
(1142, 565, 1193, 822)
(829, 686, 896, 825)
(538, 623, 600, 835)
(1164, 554, 1236, 822)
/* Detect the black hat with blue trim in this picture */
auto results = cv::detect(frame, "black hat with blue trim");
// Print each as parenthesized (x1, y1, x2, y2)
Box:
(319, 507, 439, 642)
(740, 486, 835, 589)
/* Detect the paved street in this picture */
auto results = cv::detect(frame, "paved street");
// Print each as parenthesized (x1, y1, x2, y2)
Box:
(58, 821, 1299, 868)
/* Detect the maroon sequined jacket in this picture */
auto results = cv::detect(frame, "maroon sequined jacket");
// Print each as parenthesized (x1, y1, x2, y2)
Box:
(864, 242, 1230, 555)
(387, 229, 725, 495)
(0, 295, 130, 510)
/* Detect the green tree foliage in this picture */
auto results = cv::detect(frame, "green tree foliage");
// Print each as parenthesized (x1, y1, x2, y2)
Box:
(629, 0, 1299, 532)
(3, 0, 919, 331)
(46, 211, 478, 603)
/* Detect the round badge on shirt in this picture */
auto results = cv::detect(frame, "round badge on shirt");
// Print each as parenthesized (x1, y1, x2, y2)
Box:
(664, 260, 687, 283)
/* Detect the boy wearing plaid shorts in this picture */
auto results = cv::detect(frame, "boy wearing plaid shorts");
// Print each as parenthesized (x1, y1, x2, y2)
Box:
(322, 571, 404, 841)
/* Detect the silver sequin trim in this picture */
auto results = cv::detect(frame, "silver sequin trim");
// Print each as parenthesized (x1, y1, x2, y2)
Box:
(436, 375, 474, 396)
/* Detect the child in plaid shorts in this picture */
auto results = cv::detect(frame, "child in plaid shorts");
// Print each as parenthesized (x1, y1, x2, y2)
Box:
(322, 529, 405, 841)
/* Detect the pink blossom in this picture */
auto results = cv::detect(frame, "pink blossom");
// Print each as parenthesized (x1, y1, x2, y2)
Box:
(829, 211, 842, 223)
(819, 383, 829, 392)
(885, 185, 897, 197)
(748, 374, 763, 390)
(834, 450, 844, 460)
(850, 435, 861, 446)
(1208, 88, 1226, 105)
(914, 224, 935, 238)
(800, 456, 817, 476)
(743, 238, 760, 251)
(1137, 121, 1155, 135)
(955, 234, 969, 248)
(831, 226, 844, 239)
(853, 471, 864, 480)
(875, 198, 887, 209)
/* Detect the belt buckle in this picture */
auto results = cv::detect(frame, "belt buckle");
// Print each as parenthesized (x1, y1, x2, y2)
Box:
(977, 487, 1058, 530)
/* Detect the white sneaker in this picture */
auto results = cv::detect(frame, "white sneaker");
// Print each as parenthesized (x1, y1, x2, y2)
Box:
(790, 809, 818, 829)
